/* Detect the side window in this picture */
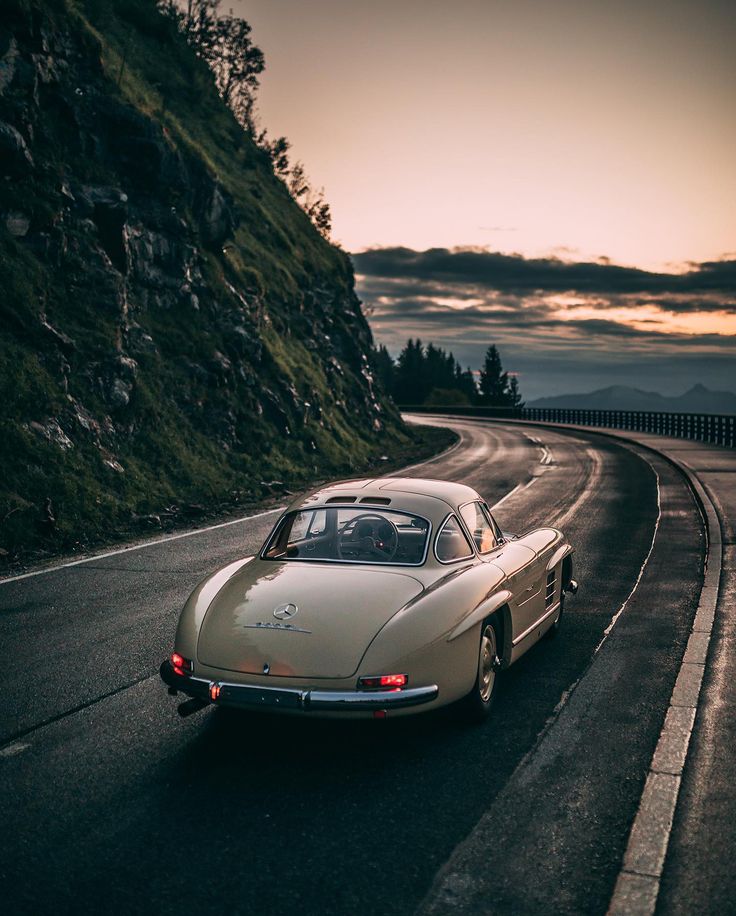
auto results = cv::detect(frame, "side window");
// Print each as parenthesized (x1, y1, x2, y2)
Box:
(481, 503, 504, 544)
(435, 515, 474, 563)
(289, 512, 311, 542)
(307, 509, 327, 537)
(460, 502, 497, 554)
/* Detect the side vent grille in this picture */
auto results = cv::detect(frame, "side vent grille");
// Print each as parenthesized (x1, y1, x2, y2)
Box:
(545, 570, 557, 608)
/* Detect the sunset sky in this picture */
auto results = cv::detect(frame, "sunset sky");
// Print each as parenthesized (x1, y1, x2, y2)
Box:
(235, 0, 735, 398)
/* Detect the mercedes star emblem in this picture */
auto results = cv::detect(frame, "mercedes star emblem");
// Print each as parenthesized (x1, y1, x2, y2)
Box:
(273, 603, 298, 620)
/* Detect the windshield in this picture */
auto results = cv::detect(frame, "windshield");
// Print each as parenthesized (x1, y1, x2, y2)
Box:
(263, 506, 431, 565)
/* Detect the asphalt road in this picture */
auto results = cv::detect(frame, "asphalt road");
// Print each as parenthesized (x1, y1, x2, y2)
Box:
(0, 418, 704, 916)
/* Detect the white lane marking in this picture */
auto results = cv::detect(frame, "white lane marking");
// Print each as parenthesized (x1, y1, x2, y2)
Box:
(549, 447, 603, 530)
(596, 467, 661, 654)
(0, 508, 284, 586)
(491, 483, 522, 509)
(0, 742, 30, 758)
(471, 454, 661, 851)
(400, 418, 465, 472)
(516, 452, 661, 755)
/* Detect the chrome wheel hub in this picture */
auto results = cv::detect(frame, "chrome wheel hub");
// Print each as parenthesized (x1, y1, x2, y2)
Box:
(479, 625, 497, 702)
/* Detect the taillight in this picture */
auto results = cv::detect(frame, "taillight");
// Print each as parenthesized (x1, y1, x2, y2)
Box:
(358, 673, 408, 689)
(170, 652, 193, 675)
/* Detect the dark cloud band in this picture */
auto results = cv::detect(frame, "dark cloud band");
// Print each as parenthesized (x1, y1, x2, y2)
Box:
(352, 246, 736, 298)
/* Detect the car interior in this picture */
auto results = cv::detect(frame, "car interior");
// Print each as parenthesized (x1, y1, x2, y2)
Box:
(264, 507, 431, 564)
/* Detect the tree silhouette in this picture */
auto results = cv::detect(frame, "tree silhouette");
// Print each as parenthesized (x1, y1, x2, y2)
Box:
(372, 340, 520, 407)
(507, 375, 524, 407)
(160, 0, 332, 237)
(478, 345, 509, 405)
(163, 0, 264, 132)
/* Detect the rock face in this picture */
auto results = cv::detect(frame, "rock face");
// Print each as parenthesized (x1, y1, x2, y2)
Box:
(0, 0, 405, 554)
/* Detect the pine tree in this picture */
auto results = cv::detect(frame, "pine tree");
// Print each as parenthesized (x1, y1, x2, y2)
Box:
(478, 345, 509, 405)
(507, 375, 524, 408)
(456, 366, 478, 403)
(394, 339, 427, 404)
(374, 345, 395, 395)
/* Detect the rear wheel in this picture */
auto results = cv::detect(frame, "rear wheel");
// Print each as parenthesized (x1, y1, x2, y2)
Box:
(460, 618, 500, 723)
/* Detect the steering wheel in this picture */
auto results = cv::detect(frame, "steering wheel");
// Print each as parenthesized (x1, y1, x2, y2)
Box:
(337, 513, 399, 562)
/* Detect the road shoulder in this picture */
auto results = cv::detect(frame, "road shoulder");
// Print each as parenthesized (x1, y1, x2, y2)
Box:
(417, 441, 704, 916)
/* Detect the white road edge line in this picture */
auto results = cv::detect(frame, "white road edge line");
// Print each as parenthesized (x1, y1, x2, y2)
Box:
(548, 447, 603, 532)
(522, 455, 660, 750)
(607, 462, 722, 916)
(0, 413, 472, 587)
(596, 463, 661, 654)
(491, 483, 522, 509)
(0, 507, 284, 586)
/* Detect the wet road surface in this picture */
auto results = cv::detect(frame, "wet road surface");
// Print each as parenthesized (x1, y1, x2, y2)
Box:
(0, 418, 704, 915)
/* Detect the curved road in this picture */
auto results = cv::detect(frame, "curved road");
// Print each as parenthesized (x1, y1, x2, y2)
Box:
(0, 418, 703, 915)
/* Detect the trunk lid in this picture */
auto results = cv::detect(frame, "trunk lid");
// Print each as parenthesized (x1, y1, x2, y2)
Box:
(196, 560, 424, 678)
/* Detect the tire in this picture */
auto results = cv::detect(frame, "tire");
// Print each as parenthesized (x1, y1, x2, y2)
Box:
(460, 617, 501, 723)
(544, 593, 564, 640)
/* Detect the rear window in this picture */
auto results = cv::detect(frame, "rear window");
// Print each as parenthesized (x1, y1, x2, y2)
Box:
(263, 507, 431, 565)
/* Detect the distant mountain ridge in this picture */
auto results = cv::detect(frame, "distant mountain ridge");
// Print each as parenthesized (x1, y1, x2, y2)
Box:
(528, 384, 736, 415)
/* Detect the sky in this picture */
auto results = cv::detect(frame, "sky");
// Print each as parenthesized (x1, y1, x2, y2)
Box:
(234, 0, 735, 399)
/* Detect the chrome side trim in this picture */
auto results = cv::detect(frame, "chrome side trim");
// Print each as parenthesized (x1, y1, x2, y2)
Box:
(511, 601, 561, 646)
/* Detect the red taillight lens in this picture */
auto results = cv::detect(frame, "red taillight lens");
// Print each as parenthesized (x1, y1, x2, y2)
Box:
(209, 683, 221, 701)
(358, 674, 408, 689)
(170, 652, 192, 675)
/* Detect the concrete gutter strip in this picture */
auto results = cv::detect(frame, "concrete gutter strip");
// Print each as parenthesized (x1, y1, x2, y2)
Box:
(607, 457, 723, 916)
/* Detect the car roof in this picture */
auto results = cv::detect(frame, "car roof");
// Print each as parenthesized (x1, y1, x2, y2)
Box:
(287, 477, 483, 519)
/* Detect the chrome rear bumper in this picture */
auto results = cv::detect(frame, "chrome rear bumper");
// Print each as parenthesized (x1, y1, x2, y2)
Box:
(160, 660, 438, 713)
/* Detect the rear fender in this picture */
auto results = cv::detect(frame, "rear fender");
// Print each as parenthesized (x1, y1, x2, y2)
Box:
(357, 564, 507, 704)
(447, 589, 513, 644)
(175, 556, 254, 660)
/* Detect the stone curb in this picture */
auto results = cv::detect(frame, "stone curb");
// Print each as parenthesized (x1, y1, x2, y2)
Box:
(607, 458, 723, 915)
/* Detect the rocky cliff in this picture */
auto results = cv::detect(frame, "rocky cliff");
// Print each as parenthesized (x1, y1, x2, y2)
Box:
(0, 0, 435, 559)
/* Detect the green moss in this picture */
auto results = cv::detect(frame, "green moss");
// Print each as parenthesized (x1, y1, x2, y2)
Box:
(0, 0, 444, 565)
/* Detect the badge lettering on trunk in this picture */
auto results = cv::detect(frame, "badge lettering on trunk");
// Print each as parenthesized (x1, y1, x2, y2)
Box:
(243, 621, 311, 634)
(273, 603, 298, 620)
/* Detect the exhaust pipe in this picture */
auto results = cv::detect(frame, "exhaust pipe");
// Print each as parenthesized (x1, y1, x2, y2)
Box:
(566, 579, 579, 595)
(177, 697, 208, 718)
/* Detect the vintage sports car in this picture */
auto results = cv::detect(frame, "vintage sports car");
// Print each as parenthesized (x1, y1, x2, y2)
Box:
(160, 477, 578, 721)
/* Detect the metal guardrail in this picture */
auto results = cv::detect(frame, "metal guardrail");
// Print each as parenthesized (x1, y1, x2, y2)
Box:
(400, 405, 736, 448)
